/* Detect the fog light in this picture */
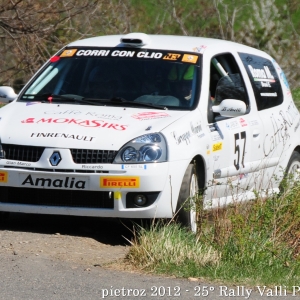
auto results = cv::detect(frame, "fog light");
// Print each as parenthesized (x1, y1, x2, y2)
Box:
(133, 194, 147, 206)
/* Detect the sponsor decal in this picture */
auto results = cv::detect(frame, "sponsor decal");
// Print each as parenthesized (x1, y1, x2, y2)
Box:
(212, 142, 223, 152)
(31, 133, 95, 141)
(192, 45, 207, 54)
(136, 51, 163, 59)
(172, 131, 191, 145)
(163, 53, 181, 61)
(182, 54, 198, 63)
(121, 165, 147, 170)
(212, 133, 222, 141)
(190, 121, 203, 136)
(60, 49, 77, 57)
(21, 174, 86, 189)
(221, 107, 241, 113)
(100, 176, 140, 188)
(6, 161, 31, 167)
(44, 110, 122, 120)
(206, 144, 211, 155)
(0, 171, 8, 183)
(81, 165, 103, 169)
(132, 111, 170, 121)
(71, 48, 199, 63)
(226, 120, 240, 130)
(248, 65, 275, 82)
(21, 118, 127, 130)
(249, 119, 259, 126)
(213, 155, 219, 161)
(260, 92, 277, 97)
(239, 118, 248, 127)
(76, 49, 110, 57)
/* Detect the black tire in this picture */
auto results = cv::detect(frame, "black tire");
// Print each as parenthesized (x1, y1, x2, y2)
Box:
(176, 164, 199, 233)
(280, 151, 300, 192)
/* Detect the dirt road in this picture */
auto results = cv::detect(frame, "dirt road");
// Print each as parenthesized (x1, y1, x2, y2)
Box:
(0, 213, 298, 299)
(0, 213, 131, 268)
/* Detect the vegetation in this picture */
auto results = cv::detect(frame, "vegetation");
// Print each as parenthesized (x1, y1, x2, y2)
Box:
(127, 182, 300, 287)
(1, 0, 300, 286)
(0, 0, 300, 91)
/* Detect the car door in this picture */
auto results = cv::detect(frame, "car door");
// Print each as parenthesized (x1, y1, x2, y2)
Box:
(205, 53, 266, 206)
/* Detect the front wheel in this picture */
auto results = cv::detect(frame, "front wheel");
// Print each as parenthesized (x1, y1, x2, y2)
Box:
(176, 164, 200, 233)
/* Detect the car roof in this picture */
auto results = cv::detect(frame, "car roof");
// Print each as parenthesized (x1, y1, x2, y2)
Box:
(67, 32, 269, 58)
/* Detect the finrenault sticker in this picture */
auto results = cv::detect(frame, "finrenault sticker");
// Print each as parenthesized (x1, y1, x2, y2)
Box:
(100, 176, 140, 188)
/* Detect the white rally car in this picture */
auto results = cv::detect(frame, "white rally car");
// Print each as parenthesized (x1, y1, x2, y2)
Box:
(0, 32, 300, 232)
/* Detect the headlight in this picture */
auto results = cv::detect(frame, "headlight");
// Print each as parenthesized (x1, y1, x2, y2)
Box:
(114, 133, 167, 163)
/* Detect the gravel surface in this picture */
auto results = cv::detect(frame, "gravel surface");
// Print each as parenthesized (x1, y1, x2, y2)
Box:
(0, 213, 298, 299)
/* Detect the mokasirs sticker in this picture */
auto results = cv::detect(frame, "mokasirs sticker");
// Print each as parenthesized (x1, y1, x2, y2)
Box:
(0, 171, 8, 183)
(100, 177, 140, 188)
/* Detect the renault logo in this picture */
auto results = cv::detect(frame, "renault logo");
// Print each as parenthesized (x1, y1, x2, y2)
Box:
(49, 151, 62, 166)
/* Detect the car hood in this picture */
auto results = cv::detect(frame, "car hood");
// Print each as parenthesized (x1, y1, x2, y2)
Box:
(0, 102, 189, 150)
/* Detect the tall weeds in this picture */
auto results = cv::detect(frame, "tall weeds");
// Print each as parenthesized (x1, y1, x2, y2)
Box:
(126, 183, 300, 285)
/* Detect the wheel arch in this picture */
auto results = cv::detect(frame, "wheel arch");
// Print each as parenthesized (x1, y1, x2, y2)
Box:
(293, 146, 300, 155)
(189, 154, 206, 191)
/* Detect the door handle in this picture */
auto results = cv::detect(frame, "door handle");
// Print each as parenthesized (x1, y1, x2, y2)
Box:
(253, 130, 260, 138)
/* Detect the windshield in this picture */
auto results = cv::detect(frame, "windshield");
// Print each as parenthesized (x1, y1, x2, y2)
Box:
(20, 48, 201, 110)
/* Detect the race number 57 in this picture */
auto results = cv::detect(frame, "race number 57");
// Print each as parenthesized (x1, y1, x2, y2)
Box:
(234, 131, 246, 170)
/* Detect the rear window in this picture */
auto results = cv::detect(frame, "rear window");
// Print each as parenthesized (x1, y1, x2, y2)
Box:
(239, 52, 283, 111)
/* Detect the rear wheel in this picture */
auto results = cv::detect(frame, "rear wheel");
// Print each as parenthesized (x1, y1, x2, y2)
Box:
(281, 151, 300, 192)
(176, 164, 200, 233)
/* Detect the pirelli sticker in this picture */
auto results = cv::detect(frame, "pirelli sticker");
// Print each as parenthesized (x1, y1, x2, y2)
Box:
(0, 171, 8, 183)
(60, 49, 77, 57)
(182, 54, 198, 64)
(100, 176, 140, 188)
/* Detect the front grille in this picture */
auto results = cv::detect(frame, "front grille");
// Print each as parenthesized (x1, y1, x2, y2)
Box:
(2, 144, 117, 164)
(2, 144, 45, 162)
(0, 186, 114, 209)
(70, 149, 117, 164)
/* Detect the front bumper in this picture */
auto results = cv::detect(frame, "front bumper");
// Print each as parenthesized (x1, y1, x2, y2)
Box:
(0, 156, 185, 218)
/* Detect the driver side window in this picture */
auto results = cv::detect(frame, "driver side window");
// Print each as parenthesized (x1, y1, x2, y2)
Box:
(208, 53, 249, 123)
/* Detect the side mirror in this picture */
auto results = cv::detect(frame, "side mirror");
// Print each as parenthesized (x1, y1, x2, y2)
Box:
(212, 99, 246, 117)
(0, 86, 18, 103)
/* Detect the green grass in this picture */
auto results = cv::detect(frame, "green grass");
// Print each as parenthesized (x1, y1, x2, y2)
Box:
(126, 182, 300, 287)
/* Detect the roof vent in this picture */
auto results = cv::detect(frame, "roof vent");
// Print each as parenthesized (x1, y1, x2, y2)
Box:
(120, 33, 151, 47)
